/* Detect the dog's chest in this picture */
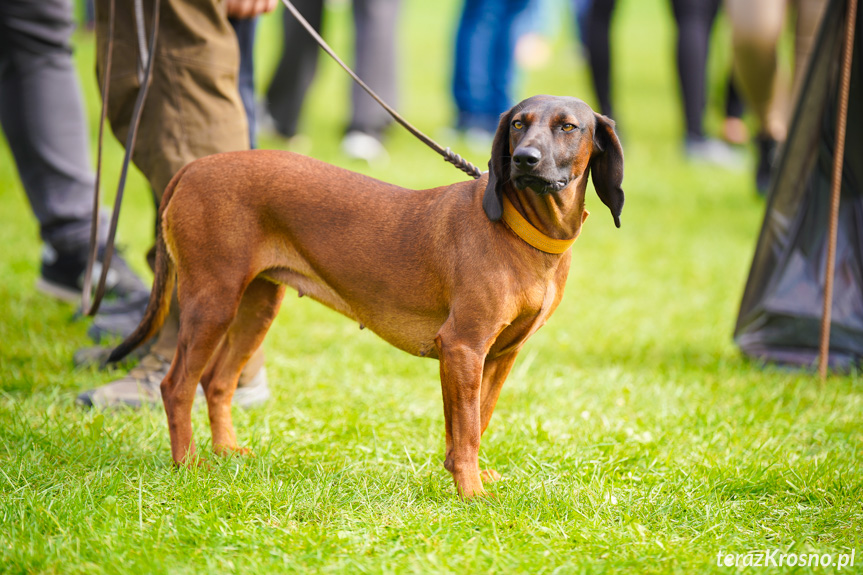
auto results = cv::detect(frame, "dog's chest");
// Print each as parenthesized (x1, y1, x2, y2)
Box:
(489, 279, 561, 358)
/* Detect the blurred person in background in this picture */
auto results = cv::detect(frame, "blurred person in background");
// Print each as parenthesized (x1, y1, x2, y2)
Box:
(0, 0, 148, 306)
(262, 0, 401, 162)
(669, 0, 742, 167)
(232, 16, 260, 149)
(451, 0, 535, 151)
(574, 0, 617, 121)
(722, 77, 748, 145)
(725, 0, 827, 195)
(572, 0, 744, 154)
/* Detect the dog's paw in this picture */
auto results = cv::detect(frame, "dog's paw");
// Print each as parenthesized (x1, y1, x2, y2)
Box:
(480, 469, 501, 483)
(175, 455, 212, 470)
(213, 444, 254, 458)
(454, 473, 490, 500)
(458, 486, 489, 500)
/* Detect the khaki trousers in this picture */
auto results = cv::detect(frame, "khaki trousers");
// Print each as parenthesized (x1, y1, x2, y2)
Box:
(93, 0, 261, 370)
(94, 0, 249, 199)
(725, 0, 828, 140)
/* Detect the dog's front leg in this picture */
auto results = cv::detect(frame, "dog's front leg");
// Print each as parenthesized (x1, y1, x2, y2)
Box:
(478, 351, 519, 484)
(435, 332, 486, 499)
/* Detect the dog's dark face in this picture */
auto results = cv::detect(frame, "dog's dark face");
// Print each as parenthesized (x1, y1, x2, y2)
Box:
(483, 95, 625, 227)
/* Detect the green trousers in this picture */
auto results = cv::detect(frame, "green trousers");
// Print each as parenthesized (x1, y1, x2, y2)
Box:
(95, 0, 249, 200)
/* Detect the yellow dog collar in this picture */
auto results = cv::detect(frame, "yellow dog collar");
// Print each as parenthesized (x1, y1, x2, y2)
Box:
(501, 196, 584, 254)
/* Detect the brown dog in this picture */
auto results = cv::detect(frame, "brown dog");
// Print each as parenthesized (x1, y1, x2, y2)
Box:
(109, 95, 624, 498)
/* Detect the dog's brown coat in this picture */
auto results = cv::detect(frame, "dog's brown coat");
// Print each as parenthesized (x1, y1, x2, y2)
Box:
(110, 95, 624, 498)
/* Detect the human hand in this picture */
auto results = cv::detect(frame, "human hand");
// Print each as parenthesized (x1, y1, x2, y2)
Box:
(225, 0, 278, 19)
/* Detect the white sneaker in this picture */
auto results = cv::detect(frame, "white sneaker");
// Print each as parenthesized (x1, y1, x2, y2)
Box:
(683, 137, 745, 170)
(76, 350, 270, 410)
(464, 127, 495, 154)
(341, 131, 388, 162)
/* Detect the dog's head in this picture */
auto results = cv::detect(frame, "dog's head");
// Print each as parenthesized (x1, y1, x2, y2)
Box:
(482, 95, 624, 227)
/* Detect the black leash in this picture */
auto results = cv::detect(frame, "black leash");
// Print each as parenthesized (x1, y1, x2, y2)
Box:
(82, 0, 160, 316)
(279, 0, 483, 180)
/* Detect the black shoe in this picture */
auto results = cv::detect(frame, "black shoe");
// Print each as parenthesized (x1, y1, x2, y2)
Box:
(87, 290, 149, 342)
(755, 135, 779, 197)
(37, 244, 148, 303)
(73, 336, 154, 369)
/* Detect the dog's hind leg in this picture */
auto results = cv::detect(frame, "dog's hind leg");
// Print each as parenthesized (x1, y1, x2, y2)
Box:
(200, 277, 285, 456)
(478, 351, 518, 484)
(161, 288, 242, 466)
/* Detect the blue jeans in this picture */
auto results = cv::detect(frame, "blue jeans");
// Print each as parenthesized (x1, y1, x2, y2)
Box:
(452, 0, 533, 133)
(230, 17, 257, 148)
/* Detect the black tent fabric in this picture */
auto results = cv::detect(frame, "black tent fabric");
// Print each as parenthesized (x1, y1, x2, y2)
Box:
(735, 0, 863, 369)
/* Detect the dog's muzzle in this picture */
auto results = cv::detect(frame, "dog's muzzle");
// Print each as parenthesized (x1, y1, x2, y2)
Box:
(511, 146, 568, 194)
(513, 173, 569, 195)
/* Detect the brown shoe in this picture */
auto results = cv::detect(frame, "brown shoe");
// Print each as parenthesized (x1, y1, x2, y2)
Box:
(76, 351, 171, 408)
(76, 351, 270, 409)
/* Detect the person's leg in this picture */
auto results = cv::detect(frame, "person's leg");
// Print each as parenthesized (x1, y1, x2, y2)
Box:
(342, 0, 401, 161)
(0, 0, 146, 301)
(572, 0, 593, 42)
(265, 0, 324, 138)
(725, 0, 787, 141)
(725, 75, 745, 120)
(583, 0, 617, 119)
(0, 0, 96, 252)
(347, 0, 400, 137)
(725, 0, 787, 193)
(95, 0, 249, 199)
(452, 0, 494, 132)
(669, 0, 721, 141)
(85, 0, 95, 30)
(230, 17, 258, 148)
(80, 0, 267, 409)
(722, 75, 748, 145)
(670, 0, 743, 167)
(484, 0, 533, 131)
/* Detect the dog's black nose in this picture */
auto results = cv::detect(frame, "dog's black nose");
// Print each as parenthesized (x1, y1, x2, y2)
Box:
(512, 146, 542, 168)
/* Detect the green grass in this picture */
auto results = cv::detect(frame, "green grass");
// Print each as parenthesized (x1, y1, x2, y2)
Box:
(1, 0, 861, 573)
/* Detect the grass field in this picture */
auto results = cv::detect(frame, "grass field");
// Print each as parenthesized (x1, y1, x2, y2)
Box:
(1, 0, 861, 573)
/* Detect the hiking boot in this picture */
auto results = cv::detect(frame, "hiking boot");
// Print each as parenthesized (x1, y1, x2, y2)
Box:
(76, 351, 270, 409)
(37, 243, 148, 304)
(76, 350, 171, 409)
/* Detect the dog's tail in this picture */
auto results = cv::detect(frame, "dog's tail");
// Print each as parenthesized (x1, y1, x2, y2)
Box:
(107, 165, 188, 364)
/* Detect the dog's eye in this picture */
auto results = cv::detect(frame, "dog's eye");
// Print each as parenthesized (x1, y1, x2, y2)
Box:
(512, 120, 524, 130)
(562, 123, 577, 132)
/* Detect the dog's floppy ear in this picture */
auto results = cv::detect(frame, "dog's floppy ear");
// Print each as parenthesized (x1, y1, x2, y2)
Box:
(482, 108, 514, 221)
(589, 113, 625, 228)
